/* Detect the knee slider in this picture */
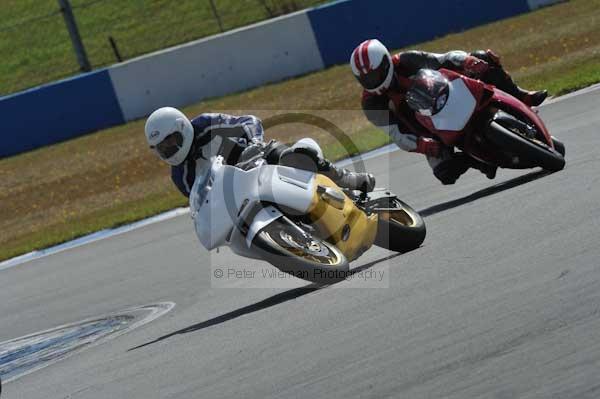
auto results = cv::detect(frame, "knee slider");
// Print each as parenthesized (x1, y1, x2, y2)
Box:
(279, 146, 320, 172)
(434, 170, 458, 185)
(433, 158, 469, 185)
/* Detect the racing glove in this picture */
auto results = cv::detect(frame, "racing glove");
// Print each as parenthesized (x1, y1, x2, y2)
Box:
(462, 56, 490, 78)
(415, 137, 443, 158)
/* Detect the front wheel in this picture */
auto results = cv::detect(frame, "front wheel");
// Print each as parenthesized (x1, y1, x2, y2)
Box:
(552, 136, 566, 157)
(486, 121, 565, 172)
(373, 198, 426, 253)
(251, 218, 349, 284)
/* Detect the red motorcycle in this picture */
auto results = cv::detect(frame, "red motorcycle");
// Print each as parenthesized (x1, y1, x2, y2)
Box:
(406, 68, 565, 172)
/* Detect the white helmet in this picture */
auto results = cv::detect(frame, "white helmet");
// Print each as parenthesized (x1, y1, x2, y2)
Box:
(145, 107, 194, 166)
(350, 39, 394, 95)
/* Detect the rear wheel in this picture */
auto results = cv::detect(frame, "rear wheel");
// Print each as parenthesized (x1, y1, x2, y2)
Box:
(486, 120, 565, 172)
(373, 198, 426, 253)
(252, 218, 349, 284)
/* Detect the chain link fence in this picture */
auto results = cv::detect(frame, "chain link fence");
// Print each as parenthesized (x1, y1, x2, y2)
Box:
(0, 0, 325, 96)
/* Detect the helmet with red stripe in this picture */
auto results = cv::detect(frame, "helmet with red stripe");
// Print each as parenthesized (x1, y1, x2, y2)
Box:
(350, 39, 394, 95)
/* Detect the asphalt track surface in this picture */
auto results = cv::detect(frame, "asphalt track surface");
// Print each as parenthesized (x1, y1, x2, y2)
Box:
(2, 88, 600, 398)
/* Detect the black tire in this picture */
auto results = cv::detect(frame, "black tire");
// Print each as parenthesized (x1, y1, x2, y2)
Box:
(374, 198, 426, 253)
(486, 121, 565, 172)
(552, 136, 566, 157)
(251, 218, 349, 284)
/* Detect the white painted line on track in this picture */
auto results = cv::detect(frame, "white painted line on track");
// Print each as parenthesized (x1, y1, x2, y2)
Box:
(2, 84, 599, 270)
(336, 143, 399, 168)
(0, 302, 175, 383)
(542, 83, 600, 106)
(0, 208, 189, 271)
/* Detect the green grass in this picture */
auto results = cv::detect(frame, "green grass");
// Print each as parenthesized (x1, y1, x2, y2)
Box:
(521, 57, 600, 96)
(1, 0, 600, 262)
(0, 0, 325, 95)
(4, 190, 187, 261)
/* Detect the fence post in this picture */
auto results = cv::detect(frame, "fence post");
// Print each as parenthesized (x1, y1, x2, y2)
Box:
(57, 0, 91, 72)
(208, 0, 224, 32)
(108, 36, 123, 62)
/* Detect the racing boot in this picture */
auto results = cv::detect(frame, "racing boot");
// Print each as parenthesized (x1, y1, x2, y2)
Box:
(519, 89, 548, 107)
(488, 67, 547, 106)
(432, 155, 470, 185)
(472, 50, 547, 107)
(468, 157, 497, 180)
(319, 160, 376, 192)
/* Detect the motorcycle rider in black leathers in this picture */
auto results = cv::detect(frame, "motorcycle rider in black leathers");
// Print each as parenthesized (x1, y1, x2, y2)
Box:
(143, 108, 376, 197)
(351, 39, 548, 184)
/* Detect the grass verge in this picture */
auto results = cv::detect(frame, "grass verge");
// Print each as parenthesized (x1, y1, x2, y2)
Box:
(0, 0, 325, 95)
(1, 0, 599, 262)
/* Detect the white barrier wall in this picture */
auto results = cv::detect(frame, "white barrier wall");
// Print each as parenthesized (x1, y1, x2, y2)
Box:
(527, 0, 565, 9)
(109, 11, 324, 121)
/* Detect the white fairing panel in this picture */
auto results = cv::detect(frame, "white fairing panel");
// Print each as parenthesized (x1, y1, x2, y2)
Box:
(430, 79, 476, 132)
(245, 206, 283, 248)
(191, 157, 315, 251)
(257, 166, 315, 212)
(190, 159, 234, 250)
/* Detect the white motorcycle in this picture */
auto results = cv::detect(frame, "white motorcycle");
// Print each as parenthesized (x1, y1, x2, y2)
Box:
(190, 143, 426, 284)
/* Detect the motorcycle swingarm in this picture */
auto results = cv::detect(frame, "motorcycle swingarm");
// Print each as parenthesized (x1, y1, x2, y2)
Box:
(364, 189, 399, 205)
(347, 190, 400, 214)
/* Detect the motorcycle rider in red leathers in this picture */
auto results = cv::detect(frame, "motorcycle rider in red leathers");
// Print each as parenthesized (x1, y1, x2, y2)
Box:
(351, 39, 548, 184)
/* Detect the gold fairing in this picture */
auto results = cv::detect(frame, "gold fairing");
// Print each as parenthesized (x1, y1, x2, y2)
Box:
(306, 175, 378, 261)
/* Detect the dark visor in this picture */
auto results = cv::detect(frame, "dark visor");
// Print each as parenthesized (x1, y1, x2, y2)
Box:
(356, 56, 391, 90)
(153, 131, 183, 159)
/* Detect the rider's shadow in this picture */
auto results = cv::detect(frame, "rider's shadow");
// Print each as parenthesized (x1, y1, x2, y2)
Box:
(418, 169, 551, 217)
(129, 170, 551, 352)
(128, 253, 401, 352)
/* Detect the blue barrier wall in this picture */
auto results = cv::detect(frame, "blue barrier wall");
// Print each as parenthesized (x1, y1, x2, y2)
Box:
(0, 69, 124, 158)
(307, 0, 531, 66)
